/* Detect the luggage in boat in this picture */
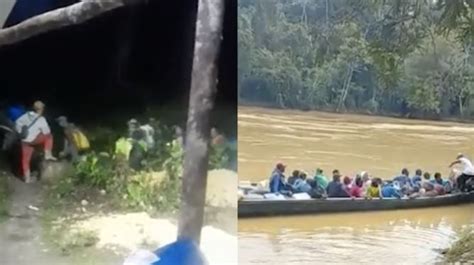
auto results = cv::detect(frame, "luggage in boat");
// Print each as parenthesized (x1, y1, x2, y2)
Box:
(244, 193, 265, 200)
(263, 193, 286, 200)
(292, 193, 311, 200)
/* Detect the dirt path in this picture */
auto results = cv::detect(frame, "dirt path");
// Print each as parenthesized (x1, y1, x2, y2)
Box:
(0, 175, 68, 264)
(0, 174, 120, 265)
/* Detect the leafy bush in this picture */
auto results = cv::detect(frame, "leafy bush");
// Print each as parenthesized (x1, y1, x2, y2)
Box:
(209, 145, 230, 170)
(54, 119, 232, 213)
(75, 152, 115, 189)
(162, 140, 184, 180)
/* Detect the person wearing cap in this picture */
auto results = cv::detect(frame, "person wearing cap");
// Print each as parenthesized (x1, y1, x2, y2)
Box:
(269, 162, 288, 194)
(449, 153, 474, 192)
(15, 100, 56, 183)
(56, 116, 89, 161)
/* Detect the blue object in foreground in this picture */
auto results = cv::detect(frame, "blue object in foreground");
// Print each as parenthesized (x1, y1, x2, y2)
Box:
(153, 238, 207, 265)
(7, 105, 25, 122)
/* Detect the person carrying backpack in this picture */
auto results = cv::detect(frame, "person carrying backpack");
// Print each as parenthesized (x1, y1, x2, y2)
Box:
(56, 116, 90, 162)
(15, 101, 56, 183)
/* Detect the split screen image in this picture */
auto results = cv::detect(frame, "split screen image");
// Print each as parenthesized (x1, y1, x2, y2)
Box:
(0, 0, 473, 265)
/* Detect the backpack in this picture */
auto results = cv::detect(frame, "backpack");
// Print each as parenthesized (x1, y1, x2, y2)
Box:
(71, 129, 90, 151)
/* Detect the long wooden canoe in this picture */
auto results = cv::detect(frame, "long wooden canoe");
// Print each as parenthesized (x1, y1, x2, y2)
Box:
(238, 192, 474, 218)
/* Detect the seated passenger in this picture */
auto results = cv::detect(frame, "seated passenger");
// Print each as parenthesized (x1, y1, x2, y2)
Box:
(288, 170, 300, 186)
(381, 181, 402, 199)
(269, 162, 290, 194)
(366, 178, 382, 199)
(343, 176, 352, 192)
(412, 169, 423, 190)
(313, 168, 328, 190)
(361, 171, 372, 194)
(432, 172, 447, 195)
(349, 176, 363, 198)
(410, 172, 445, 198)
(431, 172, 446, 186)
(326, 170, 350, 198)
(393, 168, 413, 190)
(421, 172, 435, 191)
(293, 172, 312, 193)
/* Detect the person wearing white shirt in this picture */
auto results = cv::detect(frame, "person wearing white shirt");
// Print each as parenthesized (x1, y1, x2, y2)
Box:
(449, 153, 474, 192)
(14, 101, 56, 183)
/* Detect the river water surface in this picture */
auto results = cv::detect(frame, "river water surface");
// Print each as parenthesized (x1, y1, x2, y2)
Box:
(238, 106, 474, 265)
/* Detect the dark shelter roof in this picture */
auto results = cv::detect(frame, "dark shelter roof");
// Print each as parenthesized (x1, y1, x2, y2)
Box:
(0, 0, 237, 136)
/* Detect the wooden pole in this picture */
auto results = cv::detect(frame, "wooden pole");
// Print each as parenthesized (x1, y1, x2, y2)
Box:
(177, 0, 225, 244)
(0, 0, 140, 48)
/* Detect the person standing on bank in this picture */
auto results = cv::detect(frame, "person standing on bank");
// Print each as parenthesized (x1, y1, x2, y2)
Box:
(449, 153, 474, 192)
(15, 101, 56, 183)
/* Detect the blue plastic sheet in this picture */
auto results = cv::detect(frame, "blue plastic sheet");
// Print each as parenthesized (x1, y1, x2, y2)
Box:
(3, 0, 56, 28)
(153, 239, 206, 265)
(6, 105, 25, 122)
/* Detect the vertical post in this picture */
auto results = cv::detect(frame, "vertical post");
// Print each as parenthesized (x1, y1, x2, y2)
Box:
(177, 0, 225, 244)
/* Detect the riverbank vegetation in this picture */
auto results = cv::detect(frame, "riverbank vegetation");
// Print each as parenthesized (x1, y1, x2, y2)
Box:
(238, 0, 474, 119)
(47, 119, 234, 214)
(41, 117, 235, 254)
(444, 229, 474, 263)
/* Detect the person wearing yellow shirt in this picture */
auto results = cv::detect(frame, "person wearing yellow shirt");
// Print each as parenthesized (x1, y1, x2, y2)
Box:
(366, 178, 382, 199)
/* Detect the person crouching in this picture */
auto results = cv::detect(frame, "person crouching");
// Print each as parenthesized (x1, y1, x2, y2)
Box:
(15, 101, 56, 183)
(56, 116, 90, 162)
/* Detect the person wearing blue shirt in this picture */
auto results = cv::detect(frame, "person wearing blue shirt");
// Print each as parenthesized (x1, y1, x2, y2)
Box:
(293, 172, 312, 193)
(381, 181, 403, 198)
(412, 169, 423, 190)
(269, 162, 288, 194)
(326, 170, 350, 198)
(393, 168, 413, 192)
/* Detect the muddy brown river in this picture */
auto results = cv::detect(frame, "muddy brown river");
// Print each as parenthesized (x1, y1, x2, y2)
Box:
(238, 106, 474, 265)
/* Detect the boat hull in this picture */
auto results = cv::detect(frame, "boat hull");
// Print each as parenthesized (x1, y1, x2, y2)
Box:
(238, 192, 474, 218)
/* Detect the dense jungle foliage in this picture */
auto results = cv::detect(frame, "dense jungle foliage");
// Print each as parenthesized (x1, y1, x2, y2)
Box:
(239, 0, 474, 118)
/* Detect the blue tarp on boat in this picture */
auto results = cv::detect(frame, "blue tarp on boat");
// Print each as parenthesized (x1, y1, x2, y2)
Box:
(0, 0, 79, 28)
(3, 0, 56, 28)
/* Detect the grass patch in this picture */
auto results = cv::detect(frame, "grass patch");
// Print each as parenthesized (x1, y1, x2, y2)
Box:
(0, 173, 8, 221)
(57, 230, 99, 255)
(445, 229, 474, 263)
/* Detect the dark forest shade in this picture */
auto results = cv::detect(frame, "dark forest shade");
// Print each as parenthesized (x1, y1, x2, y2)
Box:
(0, 0, 237, 135)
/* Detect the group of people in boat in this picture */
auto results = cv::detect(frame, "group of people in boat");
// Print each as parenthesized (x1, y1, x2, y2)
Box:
(267, 153, 474, 199)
